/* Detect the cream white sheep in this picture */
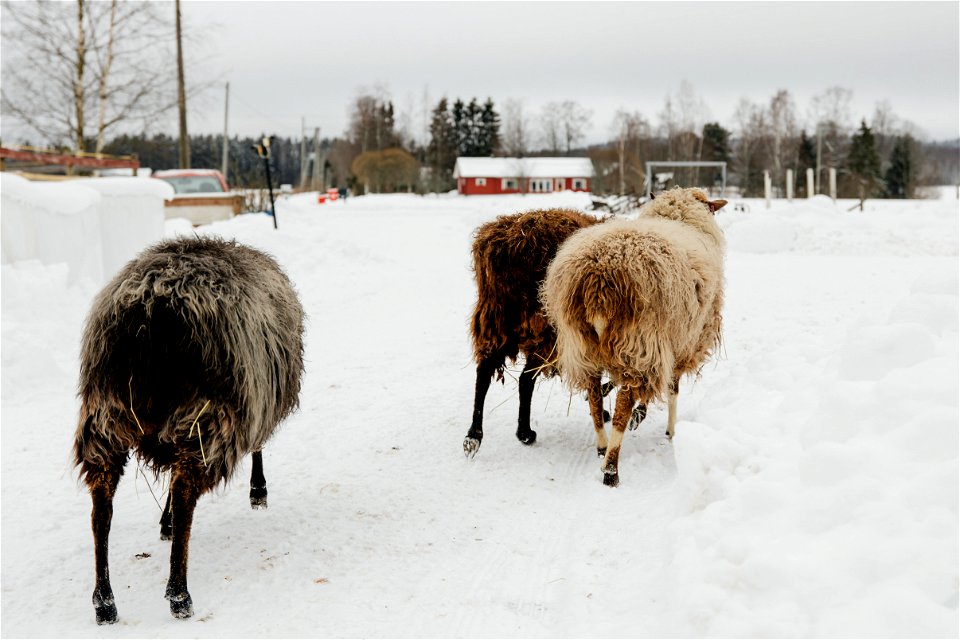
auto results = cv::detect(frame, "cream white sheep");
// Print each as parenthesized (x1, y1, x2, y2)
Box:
(541, 187, 727, 486)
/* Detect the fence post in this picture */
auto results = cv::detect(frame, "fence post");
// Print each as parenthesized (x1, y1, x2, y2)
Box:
(764, 170, 772, 209)
(786, 169, 793, 202)
(829, 168, 837, 202)
(806, 168, 814, 198)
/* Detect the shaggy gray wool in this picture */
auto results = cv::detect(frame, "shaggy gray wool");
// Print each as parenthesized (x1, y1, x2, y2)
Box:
(75, 236, 305, 484)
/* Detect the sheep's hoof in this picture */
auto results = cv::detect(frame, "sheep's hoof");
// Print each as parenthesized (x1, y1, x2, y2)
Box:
(250, 485, 268, 510)
(597, 447, 606, 458)
(160, 528, 172, 541)
(463, 437, 481, 458)
(628, 404, 647, 430)
(93, 589, 118, 625)
(516, 429, 537, 445)
(602, 462, 620, 487)
(602, 409, 611, 423)
(167, 590, 194, 619)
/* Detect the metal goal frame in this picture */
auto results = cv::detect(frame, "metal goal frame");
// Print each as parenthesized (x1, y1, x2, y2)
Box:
(645, 161, 727, 198)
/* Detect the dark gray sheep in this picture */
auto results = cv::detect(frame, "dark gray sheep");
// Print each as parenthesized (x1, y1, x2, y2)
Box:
(73, 236, 304, 623)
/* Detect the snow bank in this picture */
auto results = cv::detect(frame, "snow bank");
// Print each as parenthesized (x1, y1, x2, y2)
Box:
(721, 197, 959, 257)
(0, 173, 171, 285)
(1, 173, 104, 284)
(80, 177, 172, 279)
(670, 250, 958, 636)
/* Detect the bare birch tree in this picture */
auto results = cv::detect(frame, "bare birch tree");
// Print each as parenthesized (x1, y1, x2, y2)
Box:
(2, 0, 175, 153)
(539, 102, 564, 153)
(560, 100, 591, 154)
(501, 98, 530, 157)
(611, 109, 649, 194)
(767, 89, 798, 186)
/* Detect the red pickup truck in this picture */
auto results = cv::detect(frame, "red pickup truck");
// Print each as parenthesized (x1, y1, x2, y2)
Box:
(153, 169, 243, 225)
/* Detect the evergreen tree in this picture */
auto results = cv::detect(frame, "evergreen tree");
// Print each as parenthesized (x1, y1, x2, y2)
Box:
(796, 130, 816, 173)
(463, 98, 482, 155)
(885, 135, 916, 199)
(479, 98, 500, 156)
(701, 122, 730, 187)
(847, 119, 883, 208)
(427, 98, 457, 191)
(451, 99, 467, 156)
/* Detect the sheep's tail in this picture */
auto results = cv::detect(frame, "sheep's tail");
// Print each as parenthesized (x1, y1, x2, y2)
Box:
(542, 232, 679, 403)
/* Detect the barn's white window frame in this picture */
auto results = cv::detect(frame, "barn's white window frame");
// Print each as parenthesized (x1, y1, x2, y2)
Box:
(572, 178, 587, 190)
(501, 178, 518, 190)
(555, 178, 565, 191)
(530, 179, 553, 193)
(475, 178, 487, 186)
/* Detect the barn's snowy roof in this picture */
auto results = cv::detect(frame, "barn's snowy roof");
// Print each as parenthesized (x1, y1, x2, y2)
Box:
(454, 157, 593, 178)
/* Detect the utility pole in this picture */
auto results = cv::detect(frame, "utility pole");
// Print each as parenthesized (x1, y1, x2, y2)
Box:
(175, 0, 189, 168)
(221, 82, 229, 178)
(815, 122, 822, 195)
(311, 127, 321, 191)
(299, 117, 308, 190)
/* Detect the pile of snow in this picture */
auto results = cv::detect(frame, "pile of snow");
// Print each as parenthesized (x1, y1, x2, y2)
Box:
(1, 190, 956, 637)
(721, 196, 959, 256)
(0, 173, 171, 284)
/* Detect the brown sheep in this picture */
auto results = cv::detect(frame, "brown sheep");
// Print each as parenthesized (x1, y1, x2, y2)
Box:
(541, 188, 727, 486)
(464, 208, 624, 457)
(73, 236, 304, 623)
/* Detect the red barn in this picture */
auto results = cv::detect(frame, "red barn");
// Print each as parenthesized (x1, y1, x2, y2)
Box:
(453, 157, 593, 195)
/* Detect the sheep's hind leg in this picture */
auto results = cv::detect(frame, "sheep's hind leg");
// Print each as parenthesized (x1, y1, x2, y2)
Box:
(515, 359, 539, 445)
(165, 456, 209, 620)
(159, 492, 172, 540)
(464, 356, 500, 458)
(588, 376, 607, 457)
(602, 387, 639, 487)
(84, 451, 127, 625)
(249, 449, 267, 509)
(665, 379, 679, 439)
(628, 403, 647, 431)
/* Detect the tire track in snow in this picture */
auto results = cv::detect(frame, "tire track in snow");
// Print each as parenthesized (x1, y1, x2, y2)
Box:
(450, 390, 611, 636)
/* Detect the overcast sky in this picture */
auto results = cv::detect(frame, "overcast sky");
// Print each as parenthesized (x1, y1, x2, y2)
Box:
(174, 1, 958, 144)
(8, 1, 959, 146)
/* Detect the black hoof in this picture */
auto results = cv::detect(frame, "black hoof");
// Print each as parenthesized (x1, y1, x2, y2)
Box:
(602, 462, 620, 487)
(160, 529, 172, 541)
(94, 590, 118, 625)
(597, 447, 607, 458)
(250, 485, 268, 510)
(167, 591, 194, 619)
(463, 436, 481, 458)
(516, 429, 537, 445)
(602, 409, 611, 423)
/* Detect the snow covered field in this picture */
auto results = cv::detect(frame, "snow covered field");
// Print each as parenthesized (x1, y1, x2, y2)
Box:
(2, 188, 957, 637)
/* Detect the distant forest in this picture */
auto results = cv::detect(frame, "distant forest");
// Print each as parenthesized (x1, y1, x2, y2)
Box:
(99, 87, 959, 201)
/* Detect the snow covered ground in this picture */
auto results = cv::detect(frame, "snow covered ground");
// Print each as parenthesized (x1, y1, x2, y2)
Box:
(2, 188, 957, 637)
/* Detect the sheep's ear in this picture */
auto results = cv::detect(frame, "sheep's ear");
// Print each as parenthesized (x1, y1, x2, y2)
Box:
(708, 199, 728, 213)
